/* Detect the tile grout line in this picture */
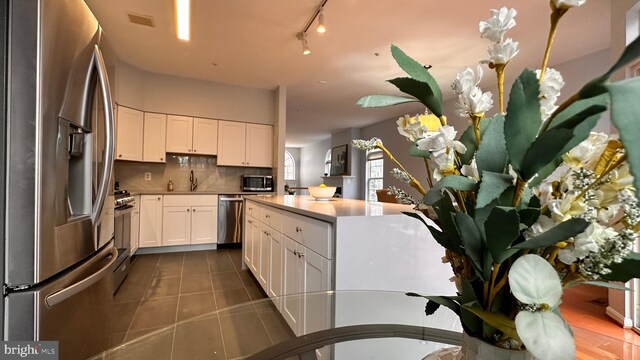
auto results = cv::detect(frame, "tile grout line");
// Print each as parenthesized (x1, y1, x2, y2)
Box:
(169, 254, 185, 360)
(212, 249, 231, 360)
(121, 256, 160, 343)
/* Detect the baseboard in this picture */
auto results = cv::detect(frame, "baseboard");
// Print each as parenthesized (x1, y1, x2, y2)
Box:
(135, 243, 217, 254)
(606, 306, 634, 328)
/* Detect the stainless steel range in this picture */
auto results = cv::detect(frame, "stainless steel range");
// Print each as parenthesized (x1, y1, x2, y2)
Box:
(113, 190, 135, 291)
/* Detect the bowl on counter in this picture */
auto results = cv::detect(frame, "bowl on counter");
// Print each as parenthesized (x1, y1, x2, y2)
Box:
(308, 186, 337, 200)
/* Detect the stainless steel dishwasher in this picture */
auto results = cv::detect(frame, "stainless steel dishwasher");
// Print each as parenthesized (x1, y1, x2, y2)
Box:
(218, 195, 244, 247)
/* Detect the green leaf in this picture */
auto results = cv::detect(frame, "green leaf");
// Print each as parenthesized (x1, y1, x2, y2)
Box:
(519, 128, 574, 181)
(476, 172, 513, 209)
(605, 78, 640, 199)
(602, 252, 640, 283)
(431, 196, 464, 254)
(424, 175, 477, 205)
(406, 293, 461, 316)
(528, 159, 562, 187)
(579, 36, 640, 98)
(549, 95, 609, 130)
(356, 95, 419, 108)
(513, 218, 590, 250)
(459, 118, 490, 165)
(485, 207, 521, 264)
(474, 200, 498, 239)
(505, 70, 542, 174)
(582, 281, 632, 291)
(402, 211, 458, 253)
(453, 213, 485, 280)
(460, 281, 483, 336)
(518, 208, 541, 227)
(476, 115, 507, 174)
(409, 143, 431, 158)
(388, 77, 442, 118)
(390, 45, 443, 116)
(464, 306, 520, 342)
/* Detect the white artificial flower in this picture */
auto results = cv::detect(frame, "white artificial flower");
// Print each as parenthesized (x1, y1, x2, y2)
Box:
(455, 87, 494, 117)
(451, 65, 483, 95)
(536, 68, 565, 120)
(417, 125, 467, 179)
(524, 215, 556, 240)
(396, 114, 428, 142)
(554, 0, 587, 9)
(561, 132, 608, 169)
(461, 159, 480, 182)
(487, 38, 519, 64)
(509, 255, 575, 360)
(558, 223, 617, 265)
(548, 195, 588, 222)
(479, 7, 517, 43)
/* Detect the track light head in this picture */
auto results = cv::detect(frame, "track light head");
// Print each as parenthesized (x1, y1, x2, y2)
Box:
(298, 32, 311, 55)
(316, 9, 326, 33)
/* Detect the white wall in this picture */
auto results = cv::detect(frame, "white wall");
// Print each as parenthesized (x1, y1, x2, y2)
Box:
(115, 61, 276, 125)
(300, 138, 331, 188)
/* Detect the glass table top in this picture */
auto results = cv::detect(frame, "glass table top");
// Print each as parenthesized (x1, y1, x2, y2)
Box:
(90, 290, 639, 360)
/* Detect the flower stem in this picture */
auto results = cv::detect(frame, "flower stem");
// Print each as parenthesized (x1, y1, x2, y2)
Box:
(485, 263, 501, 310)
(378, 144, 427, 196)
(470, 114, 483, 147)
(539, 93, 580, 133)
(495, 64, 506, 113)
(423, 158, 434, 188)
(539, 8, 566, 82)
(512, 178, 527, 207)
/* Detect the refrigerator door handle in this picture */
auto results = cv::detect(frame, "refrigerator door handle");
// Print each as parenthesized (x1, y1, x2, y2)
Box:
(91, 45, 115, 224)
(45, 245, 117, 308)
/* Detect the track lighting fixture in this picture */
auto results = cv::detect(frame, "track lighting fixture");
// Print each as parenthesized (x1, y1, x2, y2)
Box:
(296, 0, 328, 55)
(316, 8, 326, 33)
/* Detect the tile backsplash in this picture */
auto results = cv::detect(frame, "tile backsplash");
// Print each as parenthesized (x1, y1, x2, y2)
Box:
(115, 155, 272, 192)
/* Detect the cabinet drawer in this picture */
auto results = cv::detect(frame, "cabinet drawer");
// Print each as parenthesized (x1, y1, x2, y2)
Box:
(282, 212, 331, 259)
(260, 206, 283, 232)
(246, 201, 260, 219)
(163, 195, 217, 207)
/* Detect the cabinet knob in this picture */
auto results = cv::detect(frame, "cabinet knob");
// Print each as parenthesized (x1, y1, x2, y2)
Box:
(118, 154, 122, 158)
(157, 197, 161, 201)
(160, 157, 163, 161)
(187, 208, 190, 212)
(188, 149, 192, 152)
(193, 208, 196, 212)
(194, 149, 197, 152)
(298, 252, 304, 258)
(293, 250, 298, 255)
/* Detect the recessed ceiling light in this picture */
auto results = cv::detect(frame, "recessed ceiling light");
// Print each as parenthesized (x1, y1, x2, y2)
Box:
(176, 0, 190, 41)
(211, 62, 218, 67)
(319, 80, 328, 84)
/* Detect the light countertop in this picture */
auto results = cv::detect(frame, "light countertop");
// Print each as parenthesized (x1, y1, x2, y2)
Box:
(245, 195, 415, 222)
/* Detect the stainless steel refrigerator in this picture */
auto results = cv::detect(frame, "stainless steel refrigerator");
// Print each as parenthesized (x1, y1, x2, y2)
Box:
(2, 0, 116, 359)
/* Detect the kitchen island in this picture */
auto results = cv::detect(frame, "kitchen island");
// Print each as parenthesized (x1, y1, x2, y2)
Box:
(244, 195, 456, 359)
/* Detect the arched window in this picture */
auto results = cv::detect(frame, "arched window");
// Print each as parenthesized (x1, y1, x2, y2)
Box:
(284, 150, 295, 180)
(366, 149, 384, 201)
(324, 149, 332, 175)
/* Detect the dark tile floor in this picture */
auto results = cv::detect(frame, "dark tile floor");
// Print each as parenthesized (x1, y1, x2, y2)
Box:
(108, 249, 295, 359)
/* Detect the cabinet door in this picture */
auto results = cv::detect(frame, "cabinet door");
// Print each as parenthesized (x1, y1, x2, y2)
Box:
(143, 113, 167, 163)
(249, 220, 260, 273)
(268, 231, 283, 307)
(139, 195, 163, 247)
(166, 115, 193, 154)
(258, 223, 270, 291)
(245, 124, 273, 167)
(191, 206, 217, 244)
(130, 197, 140, 254)
(244, 217, 254, 268)
(162, 206, 191, 246)
(116, 106, 143, 161)
(217, 121, 246, 166)
(302, 249, 331, 335)
(193, 118, 218, 155)
(282, 238, 303, 335)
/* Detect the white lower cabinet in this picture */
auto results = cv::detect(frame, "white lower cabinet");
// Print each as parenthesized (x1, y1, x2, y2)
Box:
(162, 195, 218, 246)
(258, 222, 271, 289)
(130, 196, 141, 254)
(268, 230, 283, 306)
(139, 195, 163, 248)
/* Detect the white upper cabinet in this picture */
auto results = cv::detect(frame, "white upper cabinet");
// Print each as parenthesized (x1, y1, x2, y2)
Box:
(217, 121, 247, 166)
(218, 121, 273, 167)
(166, 115, 194, 154)
(193, 118, 218, 155)
(246, 124, 273, 168)
(116, 106, 143, 161)
(166, 115, 219, 156)
(143, 113, 167, 163)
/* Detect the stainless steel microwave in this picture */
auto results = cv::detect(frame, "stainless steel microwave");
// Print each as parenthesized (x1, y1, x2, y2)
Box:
(242, 175, 274, 192)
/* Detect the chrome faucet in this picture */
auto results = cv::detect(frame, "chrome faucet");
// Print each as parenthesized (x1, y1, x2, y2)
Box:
(189, 170, 198, 192)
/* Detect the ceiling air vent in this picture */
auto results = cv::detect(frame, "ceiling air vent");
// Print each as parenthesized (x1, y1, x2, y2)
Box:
(127, 13, 155, 28)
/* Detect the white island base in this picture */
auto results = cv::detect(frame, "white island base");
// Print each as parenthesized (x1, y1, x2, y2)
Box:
(243, 195, 459, 359)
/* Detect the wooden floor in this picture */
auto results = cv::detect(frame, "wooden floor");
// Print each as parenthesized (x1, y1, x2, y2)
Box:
(560, 285, 640, 359)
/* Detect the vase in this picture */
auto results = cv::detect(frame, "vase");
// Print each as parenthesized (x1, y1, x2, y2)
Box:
(423, 333, 534, 360)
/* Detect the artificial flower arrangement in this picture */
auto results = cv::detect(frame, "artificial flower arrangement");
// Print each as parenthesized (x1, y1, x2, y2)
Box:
(353, 1, 640, 359)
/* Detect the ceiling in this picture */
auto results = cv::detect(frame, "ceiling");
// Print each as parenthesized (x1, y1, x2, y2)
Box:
(85, 0, 612, 147)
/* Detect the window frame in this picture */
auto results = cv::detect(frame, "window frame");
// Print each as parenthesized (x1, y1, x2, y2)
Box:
(284, 150, 295, 181)
(365, 149, 384, 201)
